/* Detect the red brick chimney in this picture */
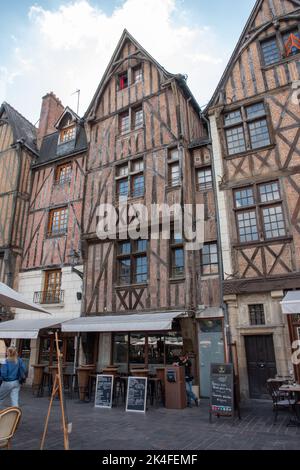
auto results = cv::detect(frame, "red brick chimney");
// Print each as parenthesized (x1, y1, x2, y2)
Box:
(37, 92, 64, 149)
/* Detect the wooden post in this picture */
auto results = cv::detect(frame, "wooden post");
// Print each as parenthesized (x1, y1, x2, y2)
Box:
(40, 332, 70, 450)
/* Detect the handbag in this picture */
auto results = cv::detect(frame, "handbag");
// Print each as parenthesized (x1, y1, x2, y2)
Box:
(17, 359, 27, 385)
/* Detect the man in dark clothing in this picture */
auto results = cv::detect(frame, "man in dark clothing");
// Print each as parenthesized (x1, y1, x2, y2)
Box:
(178, 353, 199, 407)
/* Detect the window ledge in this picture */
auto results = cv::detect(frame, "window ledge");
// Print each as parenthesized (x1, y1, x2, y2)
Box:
(166, 184, 182, 192)
(232, 235, 293, 249)
(115, 283, 148, 290)
(224, 144, 276, 160)
(169, 277, 185, 284)
(117, 127, 145, 139)
(46, 233, 67, 240)
(261, 53, 300, 71)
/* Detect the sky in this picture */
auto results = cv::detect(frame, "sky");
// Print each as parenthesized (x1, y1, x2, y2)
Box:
(0, 0, 256, 124)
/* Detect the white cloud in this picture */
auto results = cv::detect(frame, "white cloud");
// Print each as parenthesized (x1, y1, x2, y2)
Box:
(1, 0, 229, 122)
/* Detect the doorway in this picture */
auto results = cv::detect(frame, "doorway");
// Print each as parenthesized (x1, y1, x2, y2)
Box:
(198, 319, 225, 398)
(244, 335, 277, 399)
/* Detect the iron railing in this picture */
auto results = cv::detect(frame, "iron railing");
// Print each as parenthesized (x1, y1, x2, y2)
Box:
(33, 290, 64, 305)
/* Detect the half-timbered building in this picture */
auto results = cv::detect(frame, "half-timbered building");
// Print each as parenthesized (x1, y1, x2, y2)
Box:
(62, 30, 223, 398)
(14, 93, 87, 377)
(207, 0, 300, 398)
(0, 102, 38, 321)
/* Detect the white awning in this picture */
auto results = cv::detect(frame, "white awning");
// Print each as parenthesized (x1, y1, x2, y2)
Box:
(281, 291, 300, 315)
(0, 317, 75, 339)
(62, 311, 183, 333)
(0, 282, 51, 315)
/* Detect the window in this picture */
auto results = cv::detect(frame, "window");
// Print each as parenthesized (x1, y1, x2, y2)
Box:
(59, 125, 76, 144)
(120, 107, 143, 134)
(48, 207, 68, 236)
(120, 112, 130, 134)
(283, 29, 300, 56)
(224, 102, 270, 156)
(249, 304, 265, 326)
(133, 107, 143, 129)
(168, 149, 180, 187)
(202, 243, 219, 275)
(261, 37, 281, 66)
(55, 163, 72, 185)
(168, 163, 180, 187)
(234, 181, 286, 243)
(118, 72, 128, 91)
(117, 240, 148, 285)
(170, 230, 184, 278)
(261, 27, 300, 65)
(116, 159, 144, 200)
(197, 167, 213, 191)
(133, 66, 143, 83)
(43, 270, 62, 304)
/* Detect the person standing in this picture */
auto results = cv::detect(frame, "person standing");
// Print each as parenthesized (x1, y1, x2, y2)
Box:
(178, 352, 199, 407)
(0, 347, 26, 408)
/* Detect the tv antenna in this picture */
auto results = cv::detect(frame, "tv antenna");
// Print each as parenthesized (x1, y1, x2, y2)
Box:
(71, 89, 80, 115)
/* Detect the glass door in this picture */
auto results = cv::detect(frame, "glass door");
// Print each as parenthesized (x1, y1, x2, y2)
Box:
(198, 319, 225, 398)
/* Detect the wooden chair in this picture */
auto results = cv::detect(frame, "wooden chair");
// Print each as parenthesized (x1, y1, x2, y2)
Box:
(267, 381, 295, 424)
(0, 407, 22, 450)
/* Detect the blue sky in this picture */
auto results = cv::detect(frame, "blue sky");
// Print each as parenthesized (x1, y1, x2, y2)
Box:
(0, 0, 256, 122)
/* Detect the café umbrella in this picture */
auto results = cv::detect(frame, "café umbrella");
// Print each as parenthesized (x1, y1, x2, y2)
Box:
(0, 281, 51, 315)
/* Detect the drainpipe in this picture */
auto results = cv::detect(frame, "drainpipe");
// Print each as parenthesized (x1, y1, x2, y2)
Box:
(201, 112, 232, 363)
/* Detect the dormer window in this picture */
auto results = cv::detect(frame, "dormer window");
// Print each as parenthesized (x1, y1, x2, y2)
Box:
(60, 125, 76, 144)
(118, 72, 128, 91)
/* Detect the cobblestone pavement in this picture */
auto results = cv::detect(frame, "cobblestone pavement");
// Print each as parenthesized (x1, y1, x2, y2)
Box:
(6, 388, 300, 450)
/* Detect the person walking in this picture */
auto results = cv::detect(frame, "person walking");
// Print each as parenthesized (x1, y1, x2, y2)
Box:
(0, 347, 26, 409)
(177, 352, 199, 407)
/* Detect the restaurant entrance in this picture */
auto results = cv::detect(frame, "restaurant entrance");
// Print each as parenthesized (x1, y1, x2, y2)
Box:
(245, 335, 277, 399)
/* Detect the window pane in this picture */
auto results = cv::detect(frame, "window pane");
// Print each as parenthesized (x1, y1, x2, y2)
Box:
(133, 67, 143, 83)
(119, 258, 131, 284)
(135, 255, 148, 283)
(249, 304, 265, 326)
(137, 240, 147, 252)
(148, 335, 165, 367)
(119, 242, 131, 255)
(132, 159, 144, 172)
(246, 102, 266, 119)
(56, 164, 72, 184)
(60, 126, 76, 143)
(50, 208, 68, 235)
(129, 334, 146, 365)
(120, 113, 130, 134)
(172, 248, 184, 277)
(197, 168, 212, 190)
(117, 164, 128, 177)
(119, 72, 128, 90)
(261, 37, 280, 66)
(237, 211, 259, 242)
(134, 108, 143, 129)
(202, 243, 219, 275)
(224, 110, 242, 126)
(132, 175, 144, 197)
(263, 205, 286, 239)
(169, 163, 180, 186)
(234, 188, 255, 208)
(169, 149, 179, 160)
(165, 333, 184, 365)
(259, 182, 280, 203)
(249, 119, 270, 149)
(283, 29, 300, 56)
(113, 334, 128, 373)
(117, 179, 128, 197)
(226, 126, 246, 155)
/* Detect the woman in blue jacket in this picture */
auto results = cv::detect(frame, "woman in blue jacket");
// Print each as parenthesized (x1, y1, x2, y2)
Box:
(0, 346, 26, 408)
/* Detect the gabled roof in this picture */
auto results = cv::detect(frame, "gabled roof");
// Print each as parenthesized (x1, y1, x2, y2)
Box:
(54, 106, 80, 129)
(0, 102, 37, 155)
(85, 29, 200, 119)
(206, 0, 300, 111)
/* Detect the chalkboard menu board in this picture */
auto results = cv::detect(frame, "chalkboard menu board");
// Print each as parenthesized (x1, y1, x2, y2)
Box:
(126, 377, 147, 413)
(210, 363, 234, 418)
(95, 375, 114, 409)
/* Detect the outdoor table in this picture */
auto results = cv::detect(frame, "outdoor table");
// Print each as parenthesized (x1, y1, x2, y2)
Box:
(130, 368, 149, 377)
(279, 384, 300, 426)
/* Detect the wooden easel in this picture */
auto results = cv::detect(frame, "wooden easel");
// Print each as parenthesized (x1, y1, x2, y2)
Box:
(40, 332, 70, 450)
